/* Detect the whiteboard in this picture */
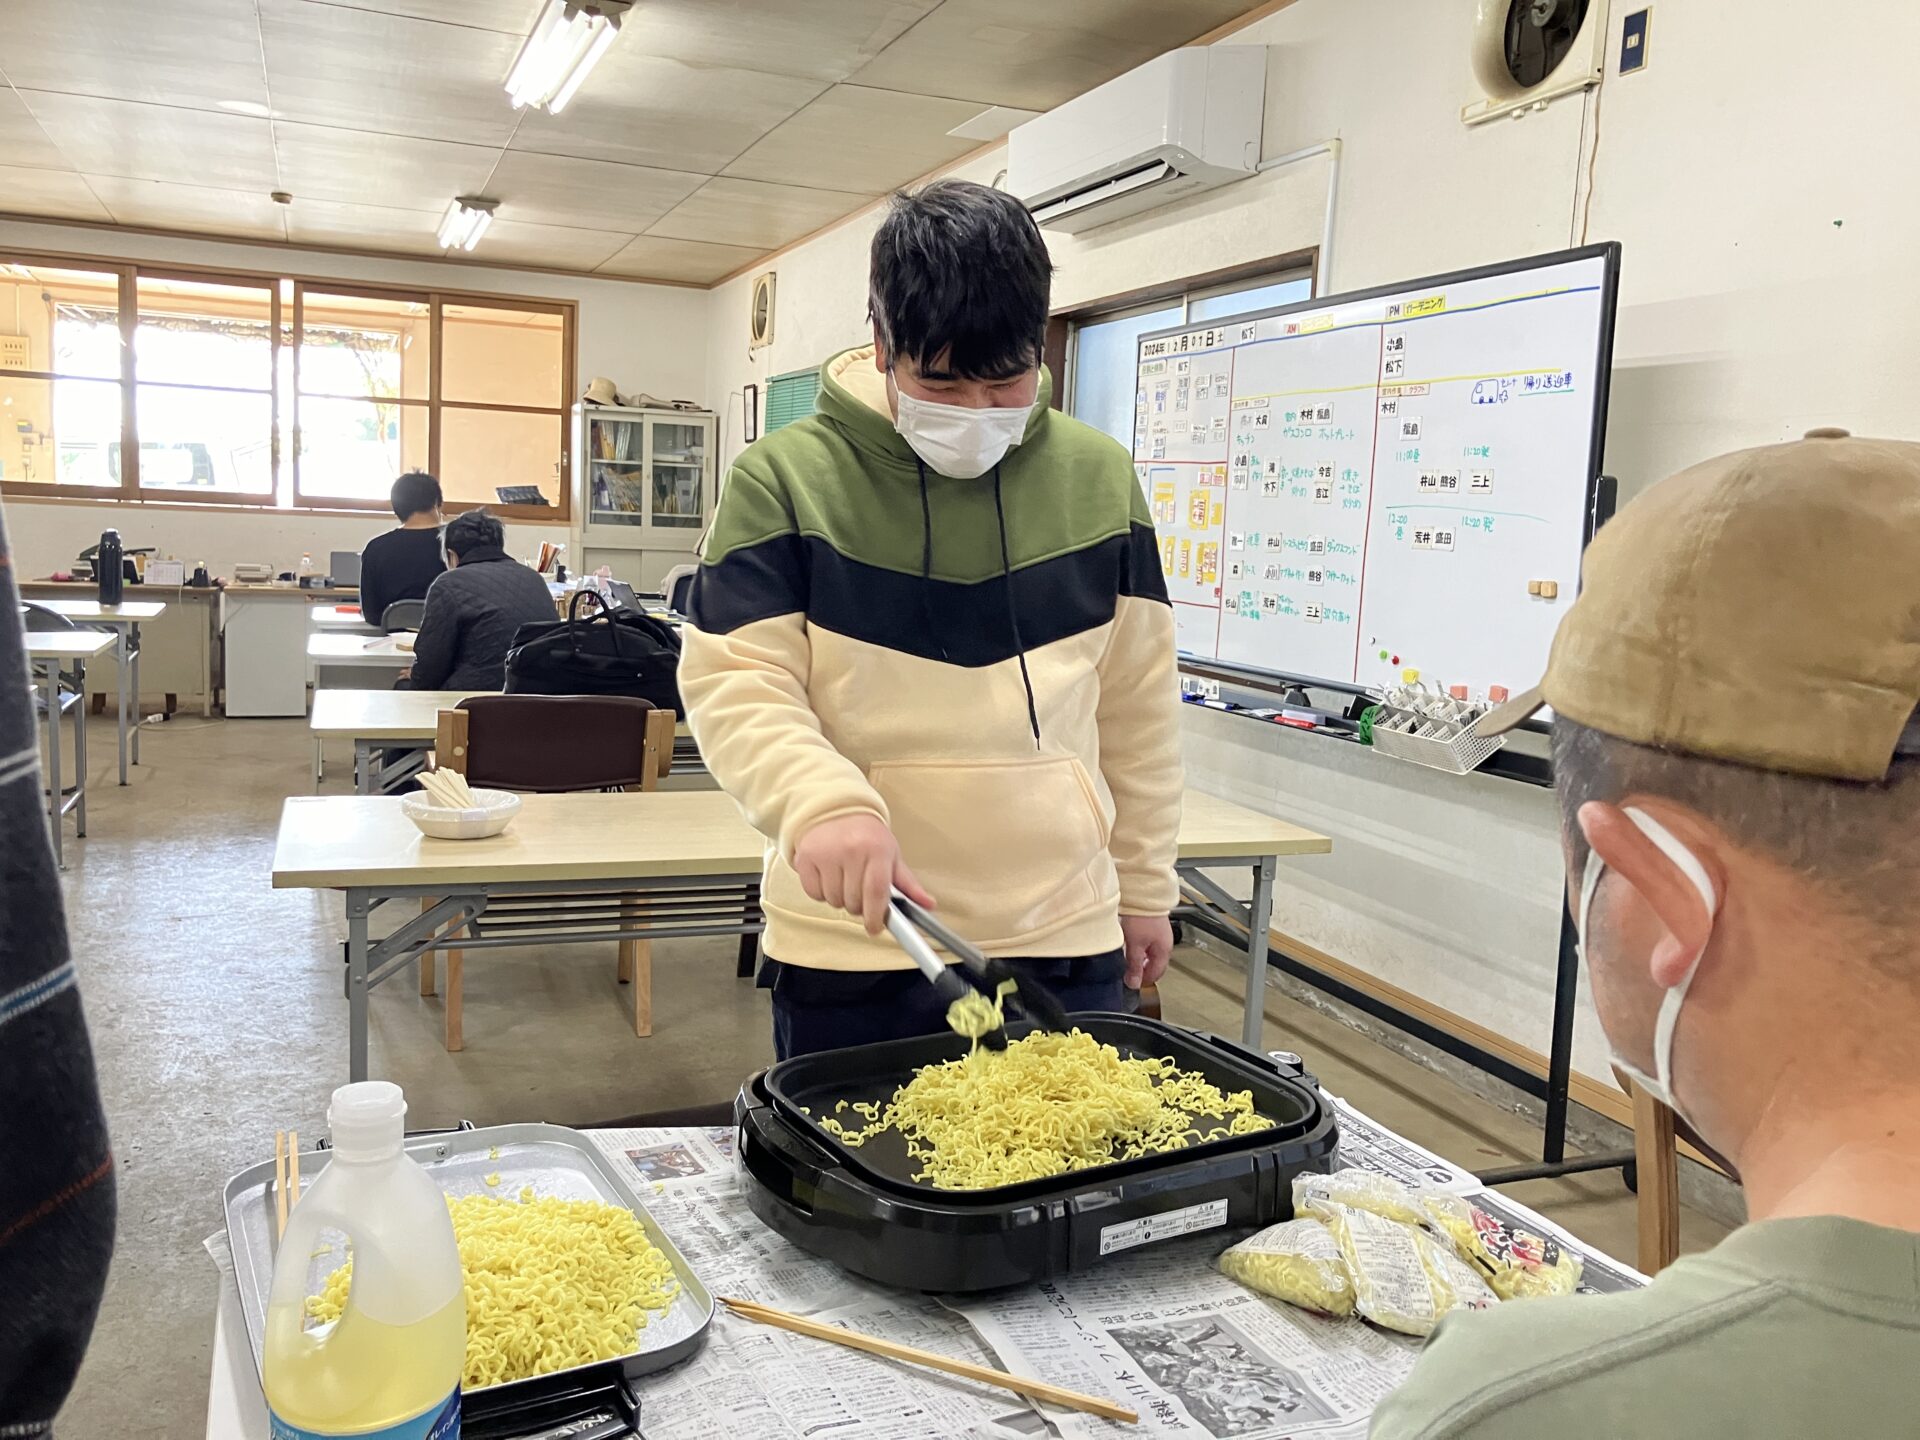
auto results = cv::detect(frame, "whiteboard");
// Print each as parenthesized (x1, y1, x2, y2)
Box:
(1134, 244, 1620, 699)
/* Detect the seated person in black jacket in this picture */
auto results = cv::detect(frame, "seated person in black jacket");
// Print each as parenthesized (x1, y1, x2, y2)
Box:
(403, 510, 557, 691)
(358, 471, 446, 627)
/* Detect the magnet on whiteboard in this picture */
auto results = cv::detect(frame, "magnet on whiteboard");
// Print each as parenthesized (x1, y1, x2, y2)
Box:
(1527, 580, 1543, 596)
(1489, 685, 1510, 703)
(1401, 667, 1420, 684)
(1540, 580, 1560, 599)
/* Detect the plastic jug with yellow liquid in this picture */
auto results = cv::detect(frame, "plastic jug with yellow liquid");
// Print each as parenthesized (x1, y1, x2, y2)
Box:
(264, 1082, 465, 1439)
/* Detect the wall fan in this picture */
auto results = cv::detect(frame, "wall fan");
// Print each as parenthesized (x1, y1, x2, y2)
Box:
(1462, 0, 1606, 126)
(749, 271, 776, 352)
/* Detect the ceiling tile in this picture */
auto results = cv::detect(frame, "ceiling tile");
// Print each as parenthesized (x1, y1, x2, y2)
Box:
(723, 85, 988, 194)
(283, 198, 447, 256)
(0, 166, 111, 222)
(275, 123, 500, 211)
(83, 176, 288, 241)
(329, 0, 546, 33)
(0, 0, 270, 110)
(258, 0, 525, 146)
(646, 176, 872, 251)
(18, 92, 278, 191)
(0, 88, 68, 171)
(486, 151, 706, 234)
(509, 51, 824, 175)
(616, 0, 938, 84)
(471, 218, 633, 271)
(847, 0, 1258, 110)
(595, 235, 766, 284)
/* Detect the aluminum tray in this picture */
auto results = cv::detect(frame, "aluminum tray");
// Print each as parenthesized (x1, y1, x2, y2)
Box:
(223, 1122, 712, 1400)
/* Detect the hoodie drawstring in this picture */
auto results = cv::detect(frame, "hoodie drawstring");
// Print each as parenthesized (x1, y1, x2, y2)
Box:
(915, 462, 951, 663)
(990, 465, 1042, 748)
(914, 460, 1041, 747)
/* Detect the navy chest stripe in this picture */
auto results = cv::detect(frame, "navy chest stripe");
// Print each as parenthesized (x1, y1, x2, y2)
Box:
(688, 523, 1168, 668)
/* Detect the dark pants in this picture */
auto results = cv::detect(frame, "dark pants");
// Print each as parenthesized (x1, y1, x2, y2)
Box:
(760, 950, 1128, 1061)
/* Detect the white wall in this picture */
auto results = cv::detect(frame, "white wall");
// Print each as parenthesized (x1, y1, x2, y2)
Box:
(712, 0, 1920, 1087)
(0, 217, 710, 577)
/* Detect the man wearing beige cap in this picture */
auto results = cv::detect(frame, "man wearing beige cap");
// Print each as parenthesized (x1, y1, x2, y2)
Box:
(1371, 429, 1920, 1439)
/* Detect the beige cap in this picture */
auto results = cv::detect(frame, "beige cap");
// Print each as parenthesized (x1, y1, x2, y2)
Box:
(1482, 429, 1920, 780)
(582, 376, 621, 405)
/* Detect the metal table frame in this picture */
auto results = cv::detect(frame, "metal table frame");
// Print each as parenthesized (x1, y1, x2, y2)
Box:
(336, 853, 1284, 1082)
(106, 618, 145, 785)
(30, 653, 91, 868)
(342, 875, 764, 1081)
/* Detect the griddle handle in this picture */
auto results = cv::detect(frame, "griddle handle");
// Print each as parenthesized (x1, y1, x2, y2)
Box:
(1193, 1031, 1314, 1086)
(740, 1105, 830, 1215)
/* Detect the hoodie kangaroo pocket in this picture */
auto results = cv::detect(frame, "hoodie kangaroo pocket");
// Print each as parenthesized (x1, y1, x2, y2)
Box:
(869, 754, 1115, 949)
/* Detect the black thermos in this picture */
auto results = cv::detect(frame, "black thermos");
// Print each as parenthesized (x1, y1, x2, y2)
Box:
(97, 529, 124, 605)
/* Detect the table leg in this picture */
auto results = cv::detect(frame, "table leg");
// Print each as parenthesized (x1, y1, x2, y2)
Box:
(347, 892, 370, 1083)
(1241, 856, 1277, 1050)
(129, 624, 142, 766)
(356, 740, 373, 796)
(116, 628, 130, 784)
(40, 665, 62, 869)
(314, 736, 325, 787)
(73, 659, 88, 837)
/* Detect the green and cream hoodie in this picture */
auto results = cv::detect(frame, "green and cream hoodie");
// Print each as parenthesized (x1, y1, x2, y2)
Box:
(680, 346, 1182, 970)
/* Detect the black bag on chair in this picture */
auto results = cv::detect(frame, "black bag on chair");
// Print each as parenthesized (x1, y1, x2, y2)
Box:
(503, 589, 682, 710)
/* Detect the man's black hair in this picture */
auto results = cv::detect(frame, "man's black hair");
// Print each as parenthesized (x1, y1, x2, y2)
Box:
(868, 179, 1053, 382)
(390, 470, 442, 521)
(444, 509, 504, 558)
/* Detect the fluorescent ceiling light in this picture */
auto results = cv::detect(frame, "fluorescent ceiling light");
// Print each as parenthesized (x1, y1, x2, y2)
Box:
(438, 197, 498, 252)
(504, 0, 631, 114)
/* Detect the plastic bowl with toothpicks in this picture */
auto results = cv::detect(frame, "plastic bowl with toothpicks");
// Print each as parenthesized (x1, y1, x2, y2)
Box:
(401, 775, 521, 839)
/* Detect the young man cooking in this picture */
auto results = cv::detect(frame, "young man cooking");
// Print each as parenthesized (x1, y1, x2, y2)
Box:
(1370, 430, 1920, 1438)
(680, 180, 1184, 1059)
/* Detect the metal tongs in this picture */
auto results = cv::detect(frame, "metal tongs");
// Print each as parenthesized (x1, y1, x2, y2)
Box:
(885, 889, 1072, 1050)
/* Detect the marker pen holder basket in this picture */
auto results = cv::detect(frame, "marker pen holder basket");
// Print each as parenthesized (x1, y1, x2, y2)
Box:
(1368, 702, 1506, 775)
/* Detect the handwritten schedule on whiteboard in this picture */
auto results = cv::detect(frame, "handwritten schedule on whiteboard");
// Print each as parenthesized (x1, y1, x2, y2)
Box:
(1134, 245, 1619, 698)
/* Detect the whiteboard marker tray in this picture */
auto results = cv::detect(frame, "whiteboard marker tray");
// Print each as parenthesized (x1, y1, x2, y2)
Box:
(223, 1122, 713, 1399)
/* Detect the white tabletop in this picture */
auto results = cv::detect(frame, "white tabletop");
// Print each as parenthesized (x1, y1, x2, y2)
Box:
(308, 688, 490, 738)
(269, 788, 1331, 891)
(306, 632, 415, 666)
(24, 632, 118, 662)
(24, 598, 167, 622)
(308, 605, 379, 631)
(309, 689, 693, 742)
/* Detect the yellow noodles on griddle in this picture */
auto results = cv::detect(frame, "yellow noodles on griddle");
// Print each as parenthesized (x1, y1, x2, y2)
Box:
(307, 1193, 679, 1389)
(819, 1028, 1272, 1190)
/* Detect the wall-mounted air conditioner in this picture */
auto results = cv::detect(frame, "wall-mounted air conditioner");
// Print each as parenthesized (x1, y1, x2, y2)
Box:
(1007, 46, 1266, 235)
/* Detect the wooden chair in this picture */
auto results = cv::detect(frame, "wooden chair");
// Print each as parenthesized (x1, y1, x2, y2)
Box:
(425, 694, 675, 1052)
(1631, 1081, 1682, 1274)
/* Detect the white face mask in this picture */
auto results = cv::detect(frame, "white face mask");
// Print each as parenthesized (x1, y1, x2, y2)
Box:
(892, 388, 1029, 479)
(1577, 806, 1719, 1122)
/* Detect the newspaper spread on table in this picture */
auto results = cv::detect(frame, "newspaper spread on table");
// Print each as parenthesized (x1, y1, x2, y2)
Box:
(589, 1093, 1646, 1440)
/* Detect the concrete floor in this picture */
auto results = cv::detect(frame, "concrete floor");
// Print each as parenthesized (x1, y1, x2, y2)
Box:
(48, 716, 1731, 1438)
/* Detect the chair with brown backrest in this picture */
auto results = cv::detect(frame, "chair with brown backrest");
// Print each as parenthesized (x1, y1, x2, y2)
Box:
(426, 694, 675, 1052)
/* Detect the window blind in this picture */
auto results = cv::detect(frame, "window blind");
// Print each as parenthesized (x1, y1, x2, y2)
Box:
(764, 366, 821, 432)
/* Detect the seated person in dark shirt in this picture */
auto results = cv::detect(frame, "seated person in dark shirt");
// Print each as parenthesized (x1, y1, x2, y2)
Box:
(358, 470, 446, 628)
(403, 510, 557, 691)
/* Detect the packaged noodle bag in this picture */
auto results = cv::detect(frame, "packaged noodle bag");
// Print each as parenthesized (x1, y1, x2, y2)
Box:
(1217, 1218, 1355, 1316)
(1292, 1166, 1428, 1227)
(1420, 1192, 1584, 1300)
(1316, 1202, 1497, 1337)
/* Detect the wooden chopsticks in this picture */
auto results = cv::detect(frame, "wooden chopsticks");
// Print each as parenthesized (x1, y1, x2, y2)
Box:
(418, 767, 477, 810)
(274, 1129, 302, 1241)
(718, 1296, 1137, 1424)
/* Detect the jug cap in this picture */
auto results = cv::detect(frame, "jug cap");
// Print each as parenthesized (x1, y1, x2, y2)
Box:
(328, 1081, 406, 1160)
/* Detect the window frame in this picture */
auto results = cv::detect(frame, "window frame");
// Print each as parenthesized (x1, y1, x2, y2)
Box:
(1048, 248, 1320, 420)
(0, 247, 576, 522)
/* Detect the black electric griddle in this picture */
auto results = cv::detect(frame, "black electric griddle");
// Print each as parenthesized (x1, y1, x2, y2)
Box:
(736, 1014, 1338, 1293)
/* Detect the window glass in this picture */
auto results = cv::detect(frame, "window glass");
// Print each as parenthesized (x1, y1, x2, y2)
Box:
(1189, 276, 1312, 322)
(1069, 303, 1179, 450)
(439, 407, 563, 509)
(441, 303, 563, 407)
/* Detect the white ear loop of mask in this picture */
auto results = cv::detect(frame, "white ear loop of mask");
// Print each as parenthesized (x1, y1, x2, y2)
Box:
(1579, 806, 1719, 1114)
